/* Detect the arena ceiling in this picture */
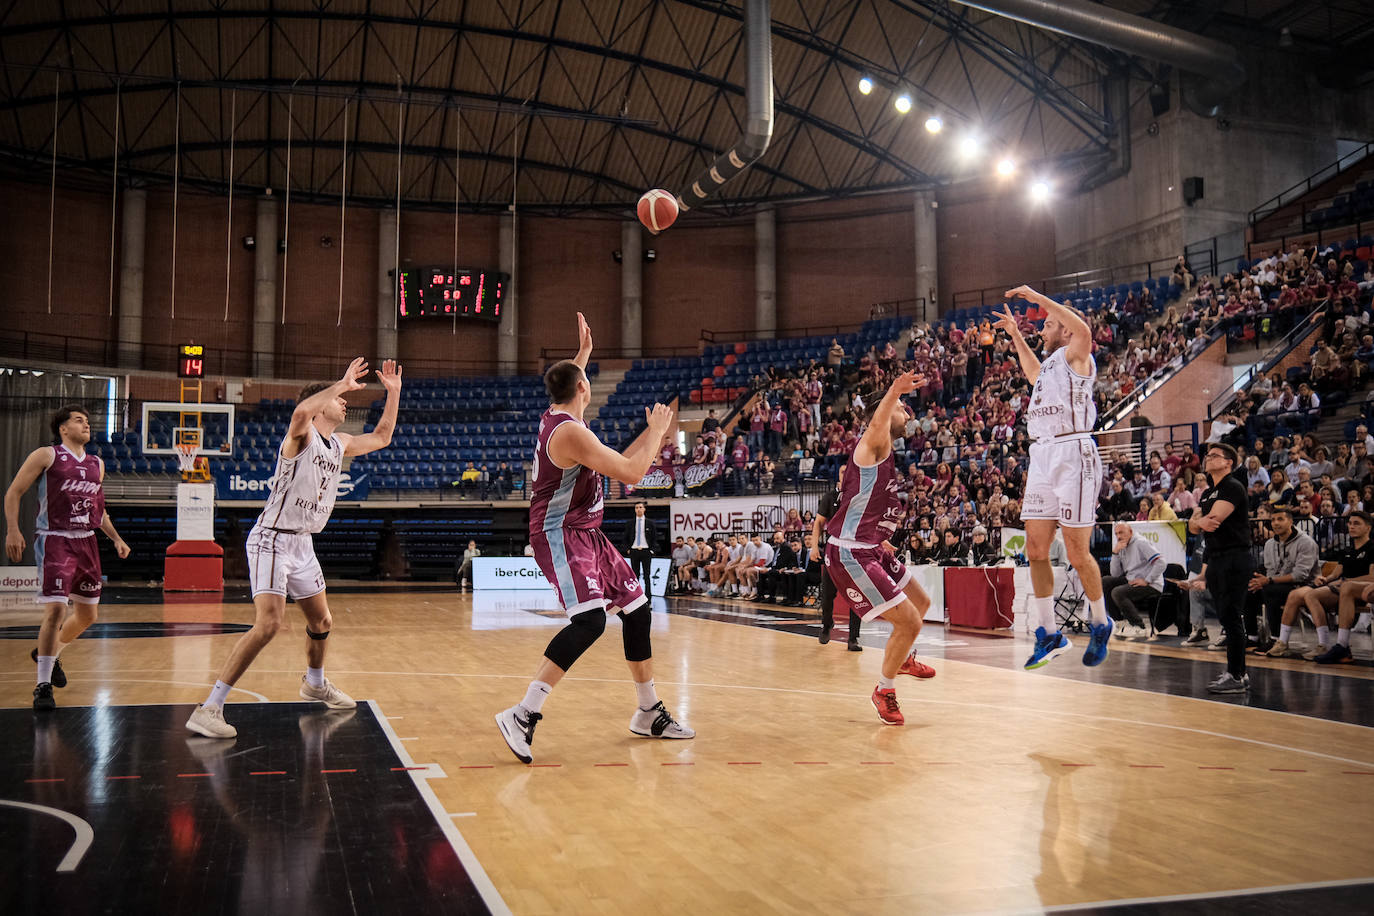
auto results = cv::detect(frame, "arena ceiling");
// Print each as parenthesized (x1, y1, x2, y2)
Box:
(0, 0, 1367, 216)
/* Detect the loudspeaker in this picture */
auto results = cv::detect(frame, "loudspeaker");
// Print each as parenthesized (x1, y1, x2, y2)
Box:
(1148, 81, 1170, 117)
(1183, 176, 1204, 205)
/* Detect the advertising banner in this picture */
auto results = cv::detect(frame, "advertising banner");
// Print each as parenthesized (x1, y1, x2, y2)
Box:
(670, 497, 787, 539)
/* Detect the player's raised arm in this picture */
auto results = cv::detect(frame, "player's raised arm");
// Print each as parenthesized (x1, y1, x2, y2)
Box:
(573, 312, 593, 371)
(4, 446, 54, 562)
(1006, 284, 1092, 371)
(551, 404, 675, 485)
(289, 357, 369, 453)
(343, 360, 403, 457)
(855, 371, 922, 466)
(993, 304, 1041, 386)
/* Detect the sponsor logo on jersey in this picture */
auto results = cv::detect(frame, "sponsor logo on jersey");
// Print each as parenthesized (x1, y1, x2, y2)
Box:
(845, 587, 865, 604)
(585, 576, 600, 592)
(623, 579, 640, 591)
(79, 582, 99, 592)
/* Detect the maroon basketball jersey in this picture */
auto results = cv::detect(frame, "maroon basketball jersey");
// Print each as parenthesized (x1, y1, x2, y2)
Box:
(825, 450, 902, 545)
(36, 445, 104, 534)
(528, 409, 604, 535)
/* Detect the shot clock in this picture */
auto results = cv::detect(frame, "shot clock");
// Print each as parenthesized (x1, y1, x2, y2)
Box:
(178, 344, 205, 378)
(397, 267, 506, 321)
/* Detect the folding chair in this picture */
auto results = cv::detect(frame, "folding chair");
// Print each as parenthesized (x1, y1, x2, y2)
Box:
(1054, 567, 1090, 634)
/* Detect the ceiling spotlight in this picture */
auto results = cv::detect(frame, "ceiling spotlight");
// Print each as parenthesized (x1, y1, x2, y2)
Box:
(894, 94, 912, 114)
(996, 157, 1016, 176)
(957, 134, 981, 159)
(1030, 180, 1051, 202)
(858, 76, 874, 95)
(924, 116, 943, 134)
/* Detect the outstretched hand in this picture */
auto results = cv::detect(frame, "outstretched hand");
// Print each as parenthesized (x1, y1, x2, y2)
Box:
(992, 305, 1020, 334)
(577, 311, 593, 353)
(376, 359, 403, 393)
(890, 370, 925, 396)
(646, 403, 675, 439)
(1004, 284, 1037, 301)
(339, 357, 370, 392)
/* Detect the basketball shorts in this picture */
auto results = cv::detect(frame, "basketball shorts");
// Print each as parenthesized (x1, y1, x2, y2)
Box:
(531, 527, 647, 616)
(247, 527, 326, 599)
(825, 541, 914, 621)
(1022, 437, 1102, 528)
(35, 532, 102, 604)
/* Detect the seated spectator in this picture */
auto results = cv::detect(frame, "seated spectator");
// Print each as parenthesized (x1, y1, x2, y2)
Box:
(1247, 508, 1319, 655)
(1168, 476, 1199, 517)
(1103, 522, 1164, 638)
(1271, 511, 1374, 659)
(1147, 489, 1178, 521)
(969, 525, 997, 565)
(935, 529, 966, 566)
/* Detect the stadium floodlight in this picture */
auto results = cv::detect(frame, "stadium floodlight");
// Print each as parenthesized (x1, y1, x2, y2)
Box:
(894, 93, 912, 114)
(924, 116, 943, 134)
(858, 76, 874, 95)
(996, 157, 1016, 176)
(957, 133, 981, 159)
(1030, 179, 1051, 202)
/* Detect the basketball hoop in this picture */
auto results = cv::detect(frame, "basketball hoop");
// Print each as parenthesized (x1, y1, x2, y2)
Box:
(176, 443, 198, 479)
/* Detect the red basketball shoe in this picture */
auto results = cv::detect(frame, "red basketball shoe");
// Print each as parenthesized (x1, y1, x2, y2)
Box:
(897, 654, 937, 679)
(871, 687, 904, 726)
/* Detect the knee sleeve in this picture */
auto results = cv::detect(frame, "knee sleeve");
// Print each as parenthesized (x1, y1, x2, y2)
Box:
(544, 609, 606, 670)
(619, 604, 653, 662)
(306, 627, 329, 641)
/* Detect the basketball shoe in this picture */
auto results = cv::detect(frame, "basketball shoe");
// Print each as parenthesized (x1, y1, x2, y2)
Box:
(871, 687, 904, 725)
(32, 682, 55, 712)
(299, 676, 356, 709)
(495, 705, 542, 764)
(185, 704, 237, 738)
(1082, 618, 1114, 666)
(1024, 627, 1072, 670)
(629, 701, 695, 739)
(897, 654, 936, 678)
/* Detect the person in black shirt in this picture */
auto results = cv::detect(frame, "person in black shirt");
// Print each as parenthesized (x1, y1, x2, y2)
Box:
(935, 529, 967, 566)
(1189, 442, 1253, 693)
(811, 467, 862, 650)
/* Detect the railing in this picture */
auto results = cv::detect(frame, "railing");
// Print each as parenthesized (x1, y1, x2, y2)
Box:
(538, 343, 703, 363)
(1245, 218, 1371, 263)
(948, 238, 1220, 313)
(1249, 140, 1374, 226)
(700, 298, 926, 344)
(0, 326, 538, 379)
(1207, 307, 1327, 419)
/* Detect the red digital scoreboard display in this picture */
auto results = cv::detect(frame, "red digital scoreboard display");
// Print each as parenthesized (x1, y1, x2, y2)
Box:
(397, 268, 506, 321)
(178, 344, 205, 378)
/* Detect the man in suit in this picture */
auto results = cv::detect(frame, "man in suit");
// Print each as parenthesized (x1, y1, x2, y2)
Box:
(782, 535, 816, 606)
(757, 531, 797, 603)
(622, 501, 657, 591)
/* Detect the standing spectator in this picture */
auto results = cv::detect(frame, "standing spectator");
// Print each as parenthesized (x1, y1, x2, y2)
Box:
(1189, 443, 1253, 693)
(768, 402, 788, 457)
(827, 338, 845, 367)
(702, 409, 720, 438)
(748, 402, 766, 456)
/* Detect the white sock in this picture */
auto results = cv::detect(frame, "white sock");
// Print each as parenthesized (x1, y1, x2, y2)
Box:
(634, 679, 658, 710)
(1337, 628, 1351, 647)
(877, 676, 895, 690)
(306, 667, 325, 688)
(1356, 612, 1372, 631)
(204, 680, 232, 709)
(1316, 625, 1330, 647)
(521, 680, 552, 714)
(1088, 596, 1109, 625)
(1279, 624, 1293, 643)
(36, 656, 55, 685)
(1032, 596, 1054, 632)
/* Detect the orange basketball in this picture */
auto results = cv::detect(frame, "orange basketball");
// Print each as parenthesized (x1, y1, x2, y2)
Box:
(637, 189, 679, 235)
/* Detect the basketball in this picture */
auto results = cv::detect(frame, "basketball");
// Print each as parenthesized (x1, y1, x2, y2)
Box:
(637, 189, 679, 234)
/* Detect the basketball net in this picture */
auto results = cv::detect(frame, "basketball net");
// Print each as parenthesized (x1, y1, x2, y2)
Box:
(176, 443, 199, 481)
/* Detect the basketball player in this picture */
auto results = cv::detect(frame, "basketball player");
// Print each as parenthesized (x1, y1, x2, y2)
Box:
(496, 313, 690, 764)
(811, 464, 862, 651)
(993, 285, 1114, 669)
(5, 406, 131, 711)
(186, 357, 403, 738)
(825, 370, 937, 726)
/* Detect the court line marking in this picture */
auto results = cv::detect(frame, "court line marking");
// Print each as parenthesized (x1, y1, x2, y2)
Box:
(368, 699, 511, 916)
(449, 812, 477, 818)
(1016, 874, 1374, 914)
(0, 676, 268, 703)
(0, 799, 93, 873)
(310, 669, 1374, 769)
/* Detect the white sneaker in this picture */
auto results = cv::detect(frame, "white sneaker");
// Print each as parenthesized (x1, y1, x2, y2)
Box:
(1302, 643, 1330, 661)
(299, 676, 356, 709)
(630, 701, 695, 739)
(1122, 624, 1151, 640)
(495, 704, 542, 763)
(186, 704, 238, 738)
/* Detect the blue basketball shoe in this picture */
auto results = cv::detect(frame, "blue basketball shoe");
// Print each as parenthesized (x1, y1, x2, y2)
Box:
(1024, 626, 1072, 670)
(1082, 617, 1114, 666)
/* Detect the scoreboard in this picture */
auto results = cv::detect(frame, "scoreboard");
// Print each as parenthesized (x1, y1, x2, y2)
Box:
(398, 267, 506, 321)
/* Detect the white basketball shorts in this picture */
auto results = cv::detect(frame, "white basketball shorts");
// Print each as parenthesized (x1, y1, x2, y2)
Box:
(246, 527, 326, 599)
(1021, 437, 1102, 528)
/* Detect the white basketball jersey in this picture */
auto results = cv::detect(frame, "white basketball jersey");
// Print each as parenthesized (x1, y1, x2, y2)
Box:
(1025, 346, 1097, 440)
(256, 431, 343, 534)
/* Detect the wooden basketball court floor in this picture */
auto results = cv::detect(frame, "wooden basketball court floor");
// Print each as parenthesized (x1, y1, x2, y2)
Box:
(2, 586, 1372, 915)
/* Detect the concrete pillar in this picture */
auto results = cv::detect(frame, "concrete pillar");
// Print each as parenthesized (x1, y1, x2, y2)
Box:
(116, 188, 146, 368)
(498, 210, 518, 374)
(755, 205, 776, 339)
(621, 221, 643, 358)
(376, 208, 399, 364)
(914, 190, 939, 317)
(252, 196, 279, 377)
